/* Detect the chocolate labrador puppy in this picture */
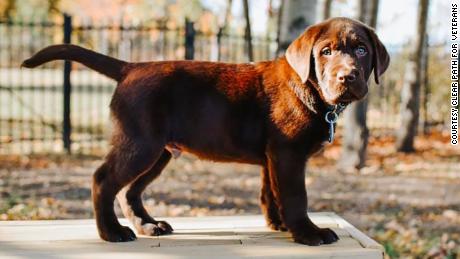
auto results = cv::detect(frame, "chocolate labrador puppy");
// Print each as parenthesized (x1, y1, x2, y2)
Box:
(22, 17, 389, 245)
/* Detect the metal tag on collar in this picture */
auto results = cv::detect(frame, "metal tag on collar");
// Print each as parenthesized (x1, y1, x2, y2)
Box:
(325, 110, 338, 143)
(324, 103, 347, 142)
(335, 103, 347, 115)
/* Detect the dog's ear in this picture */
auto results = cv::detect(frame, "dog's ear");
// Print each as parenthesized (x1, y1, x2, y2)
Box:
(366, 27, 390, 84)
(285, 25, 322, 84)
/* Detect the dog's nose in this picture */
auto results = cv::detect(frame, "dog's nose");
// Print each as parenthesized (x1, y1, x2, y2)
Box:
(337, 69, 359, 83)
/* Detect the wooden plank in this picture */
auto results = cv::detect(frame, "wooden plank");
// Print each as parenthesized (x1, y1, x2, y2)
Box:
(0, 213, 383, 259)
(332, 215, 384, 250)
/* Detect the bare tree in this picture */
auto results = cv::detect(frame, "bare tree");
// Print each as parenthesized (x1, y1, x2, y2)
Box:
(242, 0, 253, 61)
(338, 0, 379, 171)
(396, 0, 430, 152)
(323, 0, 332, 20)
(266, 0, 275, 39)
(217, 0, 233, 61)
(223, 0, 233, 30)
(276, 0, 318, 54)
(421, 33, 430, 134)
(275, 0, 285, 52)
(48, 0, 61, 15)
(0, 0, 16, 19)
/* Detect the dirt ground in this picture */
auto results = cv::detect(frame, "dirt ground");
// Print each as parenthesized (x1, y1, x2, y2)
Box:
(0, 130, 459, 258)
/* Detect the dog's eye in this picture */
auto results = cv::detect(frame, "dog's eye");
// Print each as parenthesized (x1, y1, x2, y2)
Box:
(355, 46, 367, 56)
(321, 47, 332, 56)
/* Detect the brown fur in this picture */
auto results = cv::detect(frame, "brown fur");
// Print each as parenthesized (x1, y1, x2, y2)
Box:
(22, 17, 389, 245)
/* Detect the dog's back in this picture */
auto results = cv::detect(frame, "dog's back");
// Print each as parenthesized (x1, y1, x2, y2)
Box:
(113, 60, 268, 164)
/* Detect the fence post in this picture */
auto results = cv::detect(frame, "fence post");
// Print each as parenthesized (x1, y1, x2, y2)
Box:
(63, 14, 72, 154)
(184, 18, 195, 60)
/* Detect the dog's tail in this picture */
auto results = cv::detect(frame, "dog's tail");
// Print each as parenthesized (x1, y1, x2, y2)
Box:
(22, 44, 128, 82)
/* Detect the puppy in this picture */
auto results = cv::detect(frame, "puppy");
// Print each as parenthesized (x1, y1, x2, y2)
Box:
(22, 17, 389, 245)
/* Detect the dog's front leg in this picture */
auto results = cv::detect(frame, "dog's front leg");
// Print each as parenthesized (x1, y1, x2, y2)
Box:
(265, 146, 339, 245)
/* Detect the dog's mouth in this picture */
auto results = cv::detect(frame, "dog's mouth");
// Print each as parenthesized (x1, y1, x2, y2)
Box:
(322, 82, 368, 105)
(337, 91, 359, 103)
(322, 89, 353, 105)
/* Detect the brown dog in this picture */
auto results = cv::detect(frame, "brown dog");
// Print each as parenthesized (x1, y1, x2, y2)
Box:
(22, 17, 389, 245)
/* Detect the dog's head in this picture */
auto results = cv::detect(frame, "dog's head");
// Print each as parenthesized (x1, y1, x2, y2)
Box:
(285, 17, 390, 105)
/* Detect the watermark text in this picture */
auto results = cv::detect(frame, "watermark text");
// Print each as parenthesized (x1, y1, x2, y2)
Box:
(452, 3, 459, 145)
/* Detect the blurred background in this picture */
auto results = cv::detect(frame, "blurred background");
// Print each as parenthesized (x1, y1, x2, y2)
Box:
(0, 0, 458, 258)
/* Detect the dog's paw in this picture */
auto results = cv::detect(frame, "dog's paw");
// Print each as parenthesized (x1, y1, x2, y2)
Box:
(267, 220, 288, 232)
(292, 227, 339, 246)
(318, 227, 339, 244)
(138, 220, 174, 236)
(101, 226, 137, 242)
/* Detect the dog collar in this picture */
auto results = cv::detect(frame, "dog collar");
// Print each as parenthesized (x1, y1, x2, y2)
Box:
(325, 103, 347, 143)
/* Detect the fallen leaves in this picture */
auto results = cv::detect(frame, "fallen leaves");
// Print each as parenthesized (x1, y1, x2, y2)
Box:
(0, 130, 459, 257)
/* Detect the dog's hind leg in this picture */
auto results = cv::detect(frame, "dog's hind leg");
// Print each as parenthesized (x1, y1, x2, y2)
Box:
(92, 137, 165, 242)
(260, 166, 287, 231)
(116, 149, 173, 236)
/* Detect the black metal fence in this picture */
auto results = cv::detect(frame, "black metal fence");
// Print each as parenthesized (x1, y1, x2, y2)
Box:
(0, 14, 277, 155)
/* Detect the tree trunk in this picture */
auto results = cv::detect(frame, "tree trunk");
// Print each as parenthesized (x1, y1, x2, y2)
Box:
(323, 0, 332, 20)
(242, 0, 253, 62)
(358, 0, 368, 21)
(266, 0, 275, 40)
(223, 0, 233, 29)
(396, 0, 429, 152)
(421, 33, 429, 134)
(217, 0, 233, 61)
(338, 0, 379, 171)
(1, 0, 16, 19)
(275, 0, 285, 52)
(266, 0, 276, 58)
(276, 0, 317, 54)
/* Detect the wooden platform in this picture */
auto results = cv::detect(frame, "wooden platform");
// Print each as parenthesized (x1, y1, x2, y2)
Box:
(0, 213, 383, 258)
